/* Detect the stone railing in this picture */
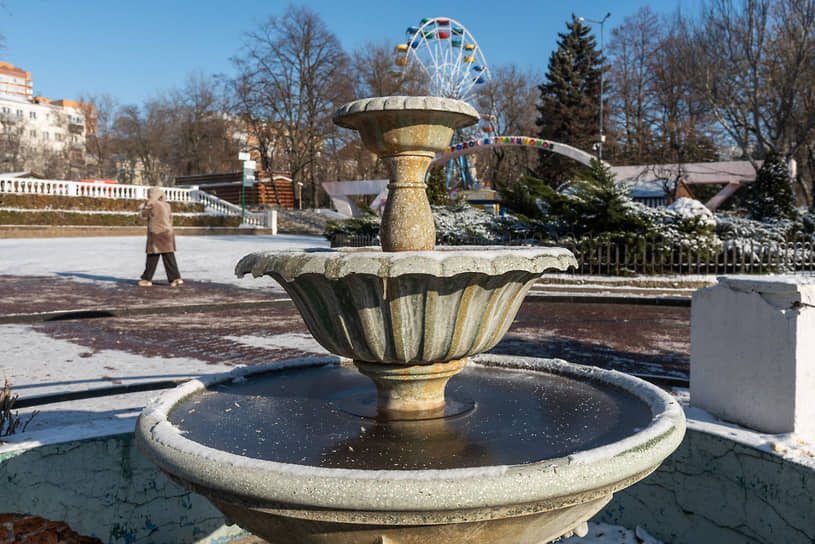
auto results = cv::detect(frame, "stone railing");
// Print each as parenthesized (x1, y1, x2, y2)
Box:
(0, 177, 272, 228)
(0, 177, 196, 202)
(191, 189, 272, 228)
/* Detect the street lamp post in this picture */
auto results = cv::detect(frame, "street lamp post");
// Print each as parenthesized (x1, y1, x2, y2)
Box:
(580, 12, 611, 161)
(238, 152, 256, 226)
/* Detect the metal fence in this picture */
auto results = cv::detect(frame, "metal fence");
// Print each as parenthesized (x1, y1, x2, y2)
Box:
(331, 233, 815, 275)
(561, 237, 815, 275)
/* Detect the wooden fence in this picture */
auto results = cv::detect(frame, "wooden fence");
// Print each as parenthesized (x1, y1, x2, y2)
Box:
(331, 233, 815, 275)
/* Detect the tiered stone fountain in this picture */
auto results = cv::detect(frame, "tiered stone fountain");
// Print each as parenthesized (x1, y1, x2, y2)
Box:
(136, 96, 685, 544)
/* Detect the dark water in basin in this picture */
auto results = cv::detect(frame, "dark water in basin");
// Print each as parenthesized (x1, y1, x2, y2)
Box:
(168, 362, 651, 470)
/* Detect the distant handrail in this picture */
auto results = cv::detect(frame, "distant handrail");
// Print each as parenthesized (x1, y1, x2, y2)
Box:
(0, 177, 272, 228)
(0, 177, 193, 202)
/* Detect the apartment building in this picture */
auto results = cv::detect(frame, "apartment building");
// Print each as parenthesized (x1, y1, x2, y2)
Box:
(0, 62, 90, 157)
(0, 62, 33, 100)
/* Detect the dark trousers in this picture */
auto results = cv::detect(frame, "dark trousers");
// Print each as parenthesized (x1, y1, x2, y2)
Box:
(141, 252, 180, 282)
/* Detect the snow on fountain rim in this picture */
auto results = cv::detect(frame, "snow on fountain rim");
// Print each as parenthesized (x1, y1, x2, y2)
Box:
(334, 96, 479, 127)
(135, 355, 685, 512)
(235, 246, 578, 282)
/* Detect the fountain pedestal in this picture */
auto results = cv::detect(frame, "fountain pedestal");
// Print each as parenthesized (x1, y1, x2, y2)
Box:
(354, 358, 467, 416)
(333, 96, 478, 252)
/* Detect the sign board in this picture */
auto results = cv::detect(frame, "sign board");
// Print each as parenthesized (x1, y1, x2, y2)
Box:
(238, 152, 250, 161)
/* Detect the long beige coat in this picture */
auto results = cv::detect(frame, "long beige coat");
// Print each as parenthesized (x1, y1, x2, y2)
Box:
(140, 187, 176, 254)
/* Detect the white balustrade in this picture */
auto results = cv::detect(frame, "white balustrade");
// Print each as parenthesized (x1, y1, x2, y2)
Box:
(0, 176, 272, 228)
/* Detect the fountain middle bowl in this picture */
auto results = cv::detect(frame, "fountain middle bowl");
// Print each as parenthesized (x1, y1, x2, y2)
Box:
(235, 246, 577, 364)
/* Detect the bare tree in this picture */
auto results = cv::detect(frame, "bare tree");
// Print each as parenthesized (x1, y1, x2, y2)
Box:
(79, 94, 119, 179)
(230, 5, 354, 207)
(168, 72, 238, 176)
(351, 39, 405, 98)
(606, 8, 719, 170)
(114, 100, 174, 185)
(607, 7, 662, 164)
(475, 63, 541, 187)
(684, 0, 815, 166)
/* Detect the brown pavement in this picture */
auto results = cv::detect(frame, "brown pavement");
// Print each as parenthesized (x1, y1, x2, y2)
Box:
(0, 274, 276, 317)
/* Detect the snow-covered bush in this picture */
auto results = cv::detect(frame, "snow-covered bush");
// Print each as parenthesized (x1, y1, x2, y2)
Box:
(323, 215, 381, 241)
(714, 214, 793, 244)
(433, 203, 529, 245)
(668, 198, 717, 229)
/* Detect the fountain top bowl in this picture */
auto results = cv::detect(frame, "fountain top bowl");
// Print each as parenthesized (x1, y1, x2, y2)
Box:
(333, 95, 479, 131)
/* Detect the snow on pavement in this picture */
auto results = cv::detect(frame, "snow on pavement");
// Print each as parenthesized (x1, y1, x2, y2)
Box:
(0, 234, 330, 288)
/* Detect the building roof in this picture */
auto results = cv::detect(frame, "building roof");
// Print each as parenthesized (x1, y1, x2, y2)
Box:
(611, 160, 759, 186)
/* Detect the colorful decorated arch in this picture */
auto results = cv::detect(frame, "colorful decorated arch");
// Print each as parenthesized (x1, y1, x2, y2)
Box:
(428, 135, 604, 169)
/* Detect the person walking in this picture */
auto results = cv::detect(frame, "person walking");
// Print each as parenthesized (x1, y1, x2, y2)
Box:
(138, 186, 183, 287)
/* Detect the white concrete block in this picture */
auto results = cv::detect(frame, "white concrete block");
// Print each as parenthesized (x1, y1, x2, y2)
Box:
(691, 276, 815, 441)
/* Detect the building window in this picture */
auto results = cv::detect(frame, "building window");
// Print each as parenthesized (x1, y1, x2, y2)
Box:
(29, 111, 36, 119)
(55, 133, 62, 141)
(16, 109, 22, 118)
(30, 129, 36, 137)
(43, 132, 49, 140)
(1, 107, 9, 114)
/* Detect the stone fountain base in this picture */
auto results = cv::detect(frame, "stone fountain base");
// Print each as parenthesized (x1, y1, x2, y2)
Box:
(135, 355, 685, 544)
(212, 495, 612, 544)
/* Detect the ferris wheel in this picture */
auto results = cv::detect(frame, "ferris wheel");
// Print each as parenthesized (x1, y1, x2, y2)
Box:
(394, 17, 491, 105)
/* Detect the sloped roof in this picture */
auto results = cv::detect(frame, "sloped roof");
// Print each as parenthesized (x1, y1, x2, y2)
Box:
(611, 160, 758, 185)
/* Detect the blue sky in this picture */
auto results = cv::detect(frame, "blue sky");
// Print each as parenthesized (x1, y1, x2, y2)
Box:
(1, 0, 700, 106)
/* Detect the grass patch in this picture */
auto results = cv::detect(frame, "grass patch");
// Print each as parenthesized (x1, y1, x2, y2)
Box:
(1, 379, 37, 440)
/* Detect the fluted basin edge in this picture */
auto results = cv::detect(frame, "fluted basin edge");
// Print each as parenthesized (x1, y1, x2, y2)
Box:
(235, 247, 577, 364)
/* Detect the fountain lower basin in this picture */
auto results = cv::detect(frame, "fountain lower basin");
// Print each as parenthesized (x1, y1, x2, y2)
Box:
(135, 355, 685, 544)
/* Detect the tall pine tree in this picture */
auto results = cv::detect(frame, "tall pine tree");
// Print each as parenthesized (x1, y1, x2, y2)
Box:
(536, 15, 603, 187)
(743, 152, 797, 222)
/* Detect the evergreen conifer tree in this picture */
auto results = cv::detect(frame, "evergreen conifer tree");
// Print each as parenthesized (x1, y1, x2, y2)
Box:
(425, 167, 449, 206)
(536, 15, 603, 187)
(743, 153, 796, 222)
